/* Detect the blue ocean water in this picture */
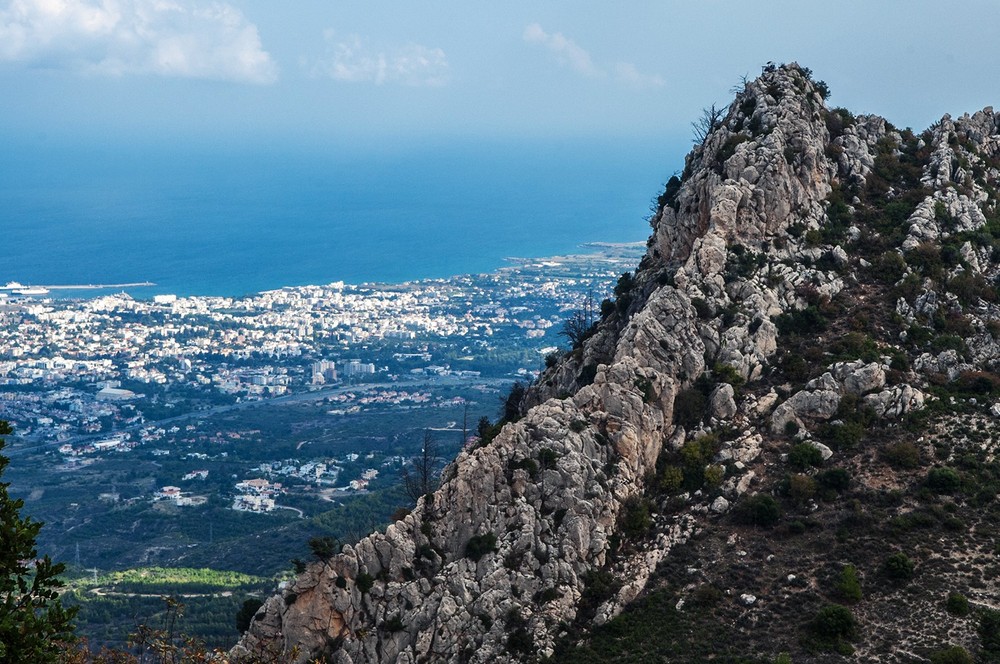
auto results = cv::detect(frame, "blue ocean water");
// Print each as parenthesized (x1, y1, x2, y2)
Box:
(0, 137, 682, 297)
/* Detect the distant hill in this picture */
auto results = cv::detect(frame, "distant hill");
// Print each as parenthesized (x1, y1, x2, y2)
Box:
(234, 63, 1000, 663)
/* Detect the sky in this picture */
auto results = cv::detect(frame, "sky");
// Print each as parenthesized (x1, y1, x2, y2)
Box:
(1, 0, 1000, 153)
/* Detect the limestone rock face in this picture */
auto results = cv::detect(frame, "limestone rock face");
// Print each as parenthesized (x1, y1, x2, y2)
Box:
(864, 385, 926, 419)
(709, 383, 737, 420)
(833, 361, 886, 395)
(233, 62, 1000, 663)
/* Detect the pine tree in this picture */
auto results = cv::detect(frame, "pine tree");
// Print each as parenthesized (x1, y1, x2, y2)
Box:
(0, 420, 76, 662)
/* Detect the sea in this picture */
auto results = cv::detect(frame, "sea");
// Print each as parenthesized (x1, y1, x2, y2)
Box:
(0, 136, 684, 298)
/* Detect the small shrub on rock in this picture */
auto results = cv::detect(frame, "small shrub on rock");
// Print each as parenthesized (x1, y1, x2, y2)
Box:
(356, 573, 375, 593)
(691, 297, 714, 319)
(505, 609, 533, 657)
(659, 465, 684, 493)
(465, 533, 498, 562)
(775, 305, 828, 335)
(619, 497, 652, 539)
(537, 447, 560, 469)
(381, 615, 405, 632)
(872, 250, 907, 285)
(788, 442, 824, 470)
(308, 536, 339, 561)
(713, 363, 745, 387)
(703, 464, 725, 488)
(673, 387, 708, 428)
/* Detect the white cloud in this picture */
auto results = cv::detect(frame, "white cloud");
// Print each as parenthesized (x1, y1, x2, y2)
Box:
(522, 22, 602, 79)
(312, 32, 448, 87)
(614, 61, 664, 89)
(523, 22, 663, 89)
(0, 0, 278, 84)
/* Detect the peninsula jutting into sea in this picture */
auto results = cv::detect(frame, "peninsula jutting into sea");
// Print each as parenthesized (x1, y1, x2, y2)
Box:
(1, 281, 156, 296)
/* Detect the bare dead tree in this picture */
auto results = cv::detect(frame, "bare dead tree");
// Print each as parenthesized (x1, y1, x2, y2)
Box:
(691, 103, 725, 144)
(730, 73, 751, 95)
(401, 430, 440, 503)
(559, 289, 598, 348)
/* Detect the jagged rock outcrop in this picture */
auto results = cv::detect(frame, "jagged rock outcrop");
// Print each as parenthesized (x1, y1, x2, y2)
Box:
(234, 63, 1000, 663)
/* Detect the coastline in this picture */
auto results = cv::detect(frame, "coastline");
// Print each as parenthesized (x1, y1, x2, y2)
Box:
(4, 242, 646, 302)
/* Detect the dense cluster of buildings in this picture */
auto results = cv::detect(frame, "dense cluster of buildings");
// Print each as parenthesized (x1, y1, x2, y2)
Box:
(0, 247, 641, 445)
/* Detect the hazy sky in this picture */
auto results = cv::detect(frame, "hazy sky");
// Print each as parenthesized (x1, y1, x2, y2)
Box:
(2, 0, 999, 150)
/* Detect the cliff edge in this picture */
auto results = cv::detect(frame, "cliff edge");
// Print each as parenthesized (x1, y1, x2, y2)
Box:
(234, 63, 1000, 663)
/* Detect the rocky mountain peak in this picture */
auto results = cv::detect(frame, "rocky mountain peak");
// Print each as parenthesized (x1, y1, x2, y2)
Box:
(233, 64, 1000, 663)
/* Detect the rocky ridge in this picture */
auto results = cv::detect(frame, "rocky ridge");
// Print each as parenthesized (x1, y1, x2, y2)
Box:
(234, 63, 1000, 662)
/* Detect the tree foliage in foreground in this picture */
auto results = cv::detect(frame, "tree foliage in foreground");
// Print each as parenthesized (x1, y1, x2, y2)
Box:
(0, 420, 77, 663)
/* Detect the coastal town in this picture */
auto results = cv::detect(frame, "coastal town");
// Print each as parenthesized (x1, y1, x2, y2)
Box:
(0, 246, 642, 550)
(0, 245, 641, 447)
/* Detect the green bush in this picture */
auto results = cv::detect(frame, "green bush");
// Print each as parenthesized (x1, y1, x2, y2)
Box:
(872, 250, 907, 285)
(883, 441, 921, 469)
(308, 536, 339, 561)
(235, 597, 265, 633)
(465, 533, 498, 562)
(659, 465, 684, 493)
(775, 306, 827, 335)
(680, 434, 720, 467)
(817, 421, 864, 450)
(703, 464, 725, 488)
(836, 564, 862, 603)
(906, 242, 945, 279)
(511, 457, 538, 478)
(817, 468, 851, 492)
(928, 646, 973, 664)
(713, 363, 746, 387)
(634, 377, 655, 403)
(980, 608, 1000, 653)
(734, 494, 781, 528)
(787, 473, 817, 504)
(884, 552, 915, 582)
(716, 134, 750, 165)
(811, 604, 856, 640)
(619, 497, 652, 539)
(788, 442, 824, 470)
(537, 447, 560, 469)
(356, 572, 375, 593)
(927, 467, 962, 494)
(946, 591, 971, 616)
